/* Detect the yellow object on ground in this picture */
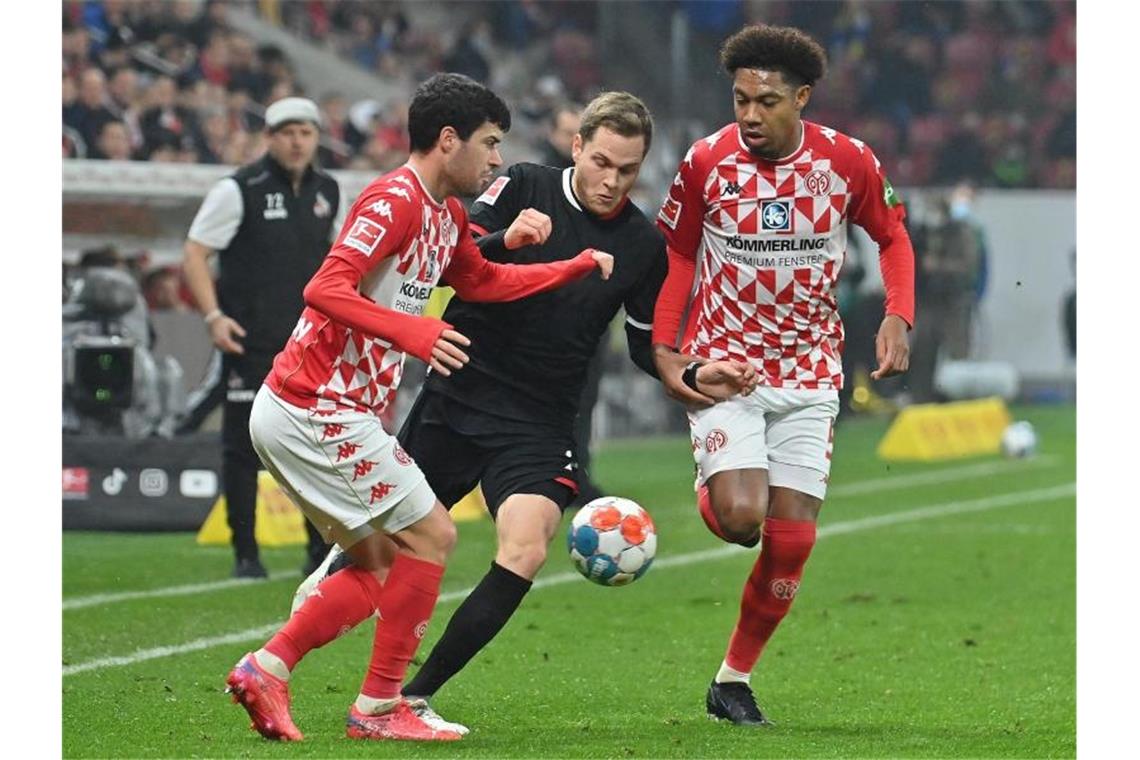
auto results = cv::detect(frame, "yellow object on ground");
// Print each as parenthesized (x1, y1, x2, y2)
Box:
(877, 397, 1012, 461)
(196, 471, 308, 546)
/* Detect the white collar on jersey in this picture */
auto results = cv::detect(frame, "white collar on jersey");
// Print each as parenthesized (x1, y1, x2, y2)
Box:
(736, 120, 806, 163)
(403, 163, 446, 209)
(561, 167, 583, 212)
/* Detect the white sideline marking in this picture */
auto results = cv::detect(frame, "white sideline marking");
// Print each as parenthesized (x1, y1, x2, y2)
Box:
(62, 455, 1058, 612)
(62, 482, 1074, 678)
(827, 455, 1058, 497)
(62, 571, 301, 611)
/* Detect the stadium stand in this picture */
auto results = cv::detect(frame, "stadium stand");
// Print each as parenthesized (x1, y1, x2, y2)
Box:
(63, 0, 1075, 188)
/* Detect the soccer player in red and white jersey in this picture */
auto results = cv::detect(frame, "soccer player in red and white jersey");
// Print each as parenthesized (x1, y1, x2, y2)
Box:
(652, 25, 915, 726)
(223, 74, 612, 743)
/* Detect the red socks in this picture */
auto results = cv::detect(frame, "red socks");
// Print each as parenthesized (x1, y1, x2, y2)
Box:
(360, 553, 445, 700)
(724, 517, 816, 674)
(265, 566, 385, 671)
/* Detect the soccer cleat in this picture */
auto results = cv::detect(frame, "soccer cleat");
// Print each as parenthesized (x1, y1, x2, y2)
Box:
(706, 680, 773, 727)
(232, 557, 268, 579)
(345, 701, 464, 741)
(406, 697, 470, 736)
(225, 653, 303, 741)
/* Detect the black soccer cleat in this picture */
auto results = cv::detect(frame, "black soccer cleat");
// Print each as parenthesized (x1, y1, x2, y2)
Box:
(706, 680, 773, 727)
(232, 557, 268, 579)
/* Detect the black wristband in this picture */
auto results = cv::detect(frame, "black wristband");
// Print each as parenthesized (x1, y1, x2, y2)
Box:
(681, 361, 702, 392)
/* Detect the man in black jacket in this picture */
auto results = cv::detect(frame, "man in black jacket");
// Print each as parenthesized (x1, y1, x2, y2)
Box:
(183, 97, 343, 578)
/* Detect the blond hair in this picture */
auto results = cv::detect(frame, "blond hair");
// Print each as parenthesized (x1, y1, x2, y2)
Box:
(578, 91, 653, 156)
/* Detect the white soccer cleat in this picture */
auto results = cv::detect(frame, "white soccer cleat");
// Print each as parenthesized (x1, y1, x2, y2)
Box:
(405, 698, 470, 736)
(291, 544, 344, 615)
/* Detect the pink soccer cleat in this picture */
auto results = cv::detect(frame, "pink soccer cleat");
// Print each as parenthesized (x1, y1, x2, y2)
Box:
(345, 701, 464, 742)
(224, 653, 303, 741)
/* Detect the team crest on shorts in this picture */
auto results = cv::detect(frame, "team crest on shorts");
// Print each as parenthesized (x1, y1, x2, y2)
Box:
(705, 429, 728, 453)
(393, 444, 413, 466)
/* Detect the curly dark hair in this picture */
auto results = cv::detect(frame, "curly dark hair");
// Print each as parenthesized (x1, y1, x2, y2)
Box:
(719, 25, 828, 88)
(407, 73, 511, 153)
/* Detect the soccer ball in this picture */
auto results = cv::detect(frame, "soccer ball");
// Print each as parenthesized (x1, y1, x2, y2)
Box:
(1000, 420, 1038, 458)
(567, 497, 657, 586)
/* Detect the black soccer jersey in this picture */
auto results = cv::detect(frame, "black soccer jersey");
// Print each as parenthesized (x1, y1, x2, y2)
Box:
(424, 162, 666, 429)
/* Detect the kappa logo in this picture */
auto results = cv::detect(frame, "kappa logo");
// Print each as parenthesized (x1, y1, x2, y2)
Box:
(723, 181, 741, 196)
(368, 199, 394, 222)
(475, 175, 510, 206)
(760, 200, 791, 232)
(387, 186, 411, 201)
(343, 216, 387, 256)
(291, 316, 314, 343)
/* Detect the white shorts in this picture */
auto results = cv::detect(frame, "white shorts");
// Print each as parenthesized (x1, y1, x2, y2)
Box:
(687, 387, 839, 500)
(248, 386, 437, 549)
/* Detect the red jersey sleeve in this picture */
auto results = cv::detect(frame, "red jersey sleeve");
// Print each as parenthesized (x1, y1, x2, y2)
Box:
(847, 141, 916, 328)
(656, 143, 708, 259)
(653, 142, 709, 347)
(302, 257, 448, 364)
(327, 186, 417, 275)
(442, 204, 598, 302)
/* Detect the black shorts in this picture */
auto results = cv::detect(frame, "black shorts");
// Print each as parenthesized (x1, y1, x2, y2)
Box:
(396, 389, 581, 518)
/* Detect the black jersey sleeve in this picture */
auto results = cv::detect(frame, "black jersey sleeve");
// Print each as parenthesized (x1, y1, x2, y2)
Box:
(470, 164, 527, 233)
(622, 232, 668, 379)
(469, 164, 530, 262)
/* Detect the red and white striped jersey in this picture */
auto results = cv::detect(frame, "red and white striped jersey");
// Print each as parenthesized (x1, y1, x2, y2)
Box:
(655, 121, 913, 390)
(267, 165, 465, 415)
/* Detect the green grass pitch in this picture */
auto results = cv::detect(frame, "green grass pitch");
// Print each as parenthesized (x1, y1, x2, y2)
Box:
(62, 405, 1075, 758)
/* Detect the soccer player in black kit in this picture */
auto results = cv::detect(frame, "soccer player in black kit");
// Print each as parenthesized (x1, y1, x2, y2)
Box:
(295, 91, 756, 733)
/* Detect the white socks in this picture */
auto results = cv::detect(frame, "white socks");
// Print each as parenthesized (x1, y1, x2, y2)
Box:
(252, 649, 291, 681)
(252, 648, 291, 681)
(715, 660, 752, 685)
(354, 694, 401, 715)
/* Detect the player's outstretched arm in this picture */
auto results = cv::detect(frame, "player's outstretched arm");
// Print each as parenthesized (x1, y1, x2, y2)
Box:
(444, 236, 611, 303)
(302, 256, 465, 369)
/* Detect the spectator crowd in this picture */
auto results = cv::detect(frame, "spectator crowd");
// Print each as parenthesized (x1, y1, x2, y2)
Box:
(64, 0, 1075, 188)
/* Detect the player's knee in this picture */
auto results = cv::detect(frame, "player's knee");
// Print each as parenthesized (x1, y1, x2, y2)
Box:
(433, 517, 458, 557)
(715, 499, 764, 545)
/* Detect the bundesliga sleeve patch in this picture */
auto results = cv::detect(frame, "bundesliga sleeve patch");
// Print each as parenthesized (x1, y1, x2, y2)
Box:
(475, 175, 510, 206)
(658, 196, 682, 229)
(343, 216, 387, 256)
